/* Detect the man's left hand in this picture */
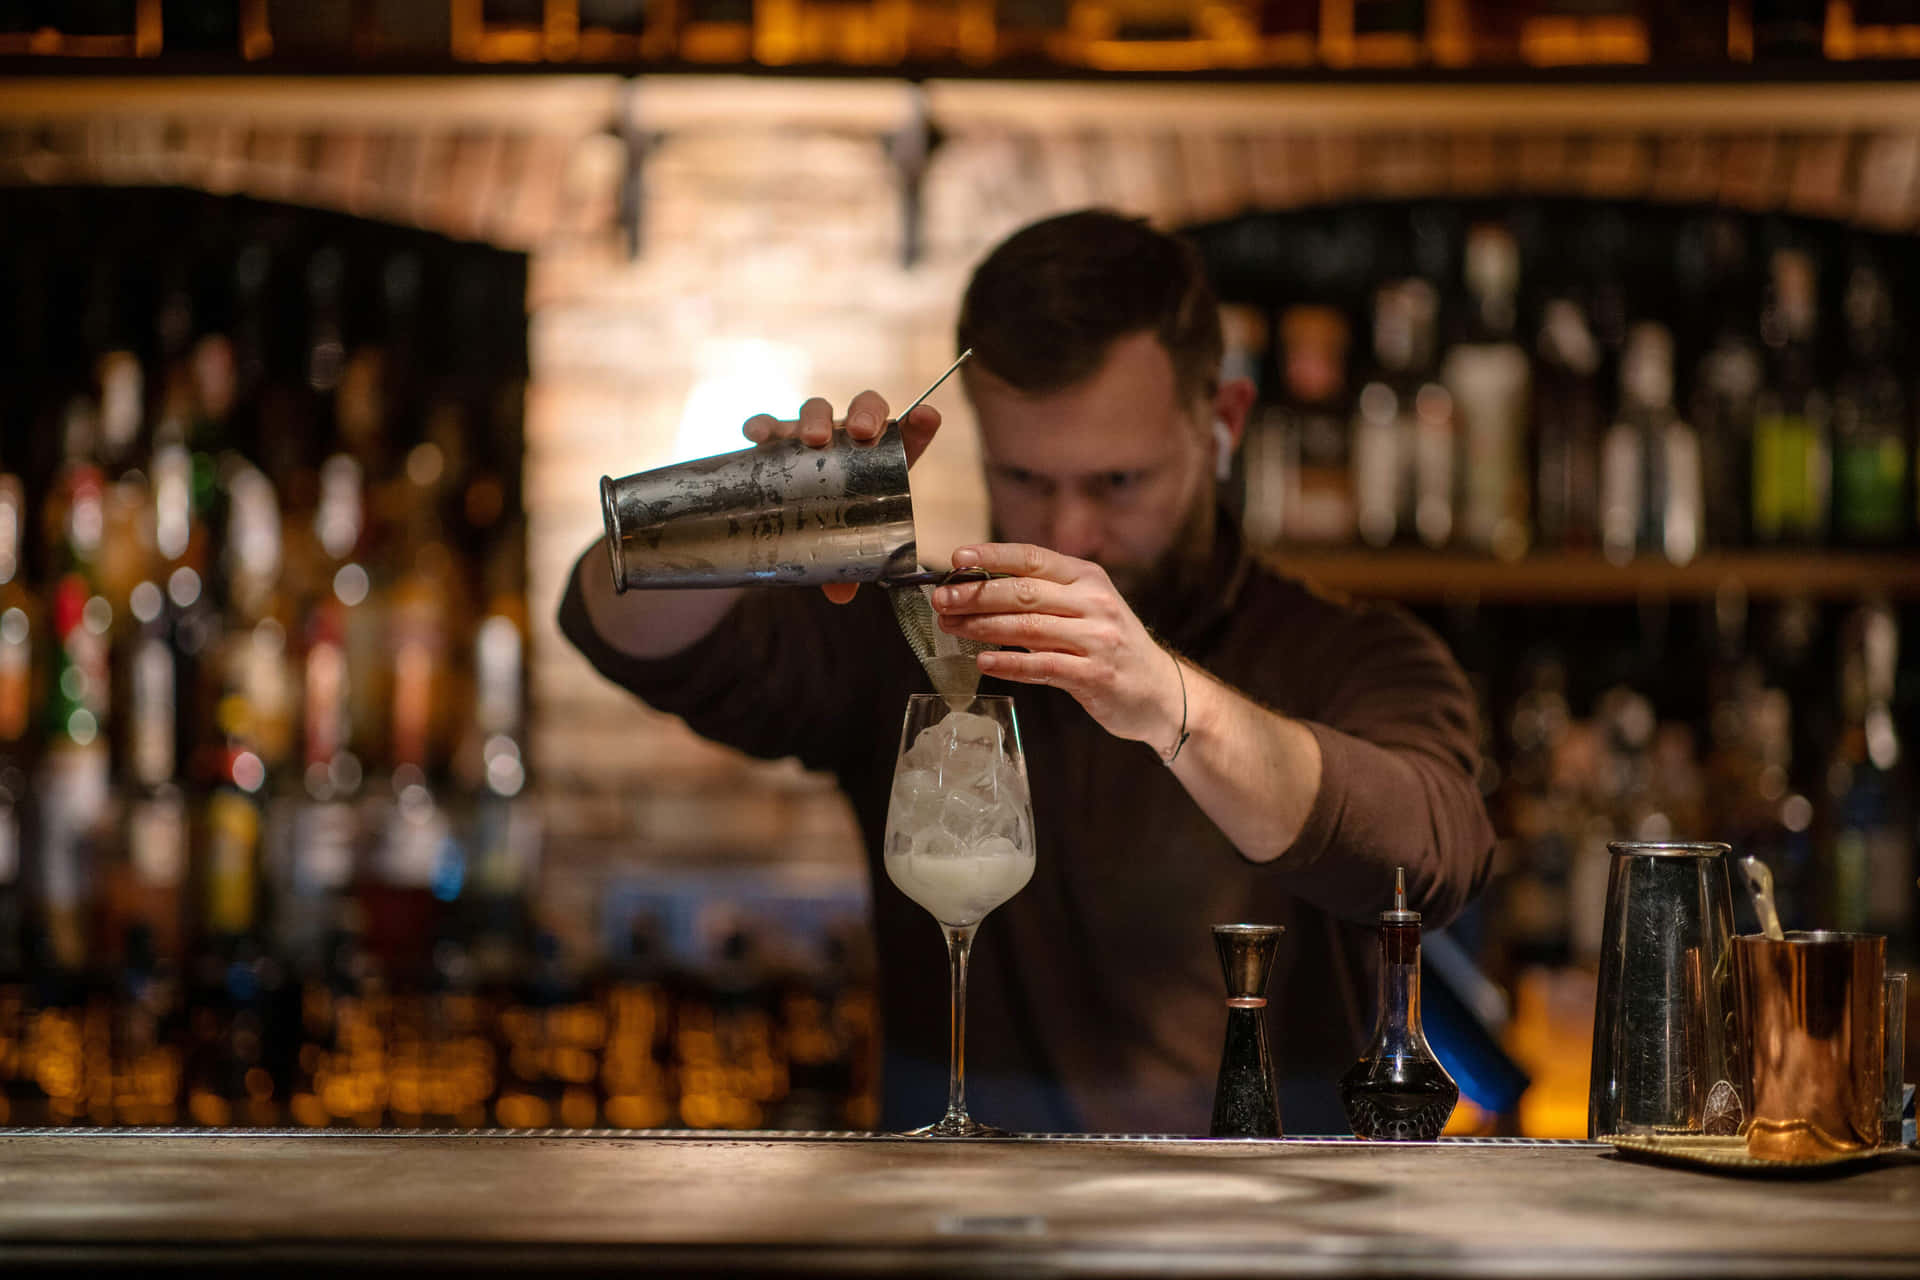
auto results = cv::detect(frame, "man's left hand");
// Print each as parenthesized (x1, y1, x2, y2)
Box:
(932, 543, 1184, 753)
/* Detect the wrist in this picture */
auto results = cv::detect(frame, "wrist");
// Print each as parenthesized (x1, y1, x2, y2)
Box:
(1157, 650, 1191, 766)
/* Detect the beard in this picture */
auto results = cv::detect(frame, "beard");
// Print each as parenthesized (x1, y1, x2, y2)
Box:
(1108, 486, 1220, 638)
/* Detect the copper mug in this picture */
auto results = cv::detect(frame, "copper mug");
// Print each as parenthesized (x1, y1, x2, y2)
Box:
(1734, 931, 1886, 1160)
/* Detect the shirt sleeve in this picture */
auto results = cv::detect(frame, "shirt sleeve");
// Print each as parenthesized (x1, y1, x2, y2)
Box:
(1269, 602, 1496, 928)
(554, 548, 871, 775)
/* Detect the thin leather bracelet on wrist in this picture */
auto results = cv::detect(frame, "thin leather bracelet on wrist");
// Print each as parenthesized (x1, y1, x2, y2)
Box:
(1160, 650, 1190, 766)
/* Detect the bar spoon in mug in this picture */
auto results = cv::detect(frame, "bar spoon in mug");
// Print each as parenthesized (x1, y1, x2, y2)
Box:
(1739, 855, 1787, 942)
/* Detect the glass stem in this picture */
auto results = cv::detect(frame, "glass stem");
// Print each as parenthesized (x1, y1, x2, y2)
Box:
(943, 922, 977, 1121)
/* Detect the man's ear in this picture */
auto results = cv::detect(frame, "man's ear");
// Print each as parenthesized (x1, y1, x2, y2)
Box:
(1210, 377, 1257, 464)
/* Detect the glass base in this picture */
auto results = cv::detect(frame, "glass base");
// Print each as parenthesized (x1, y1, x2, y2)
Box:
(903, 1111, 1007, 1138)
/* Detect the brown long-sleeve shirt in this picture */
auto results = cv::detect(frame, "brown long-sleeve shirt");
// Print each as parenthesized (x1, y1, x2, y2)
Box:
(558, 522, 1495, 1134)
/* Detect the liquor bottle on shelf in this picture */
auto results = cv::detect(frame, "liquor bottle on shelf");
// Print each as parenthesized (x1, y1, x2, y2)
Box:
(1276, 304, 1357, 546)
(1353, 280, 1451, 549)
(1253, 0, 1322, 63)
(676, 0, 757, 60)
(275, 453, 370, 987)
(0, 472, 36, 773)
(1347, 0, 1429, 65)
(0, 751, 24, 1125)
(1648, 1, 1733, 62)
(357, 436, 464, 995)
(1598, 323, 1702, 566)
(115, 574, 190, 974)
(1517, 0, 1648, 64)
(386, 441, 462, 788)
(147, 373, 222, 787)
(37, 405, 114, 983)
(1457, 0, 1529, 63)
(187, 451, 291, 1127)
(964, 0, 1074, 62)
(1750, 0, 1828, 57)
(1530, 298, 1602, 551)
(1829, 0, 1920, 58)
(1687, 218, 1764, 552)
(1827, 602, 1912, 947)
(1075, 0, 1222, 69)
(464, 531, 532, 807)
(331, 360, 394, 786)
(185, 692, 282, 1128)
(0, 472, 29, 1125)
(1442, 223, 1532, 561)
(459, 527, 539, 1065)
(91, 343, 153, 620)
(1354, 283, 1404, 550)
(1353, 379, 1405, 549)
(1752, 250, 1830, 546)
(1829, 260, 1909, 547)
(221, 462, 295, 782)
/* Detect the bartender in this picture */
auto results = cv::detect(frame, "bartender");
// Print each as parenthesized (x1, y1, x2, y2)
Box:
(559, 209, 1496, 1133)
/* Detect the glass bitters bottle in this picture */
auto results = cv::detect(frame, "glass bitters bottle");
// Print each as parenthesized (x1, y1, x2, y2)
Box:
(1339, 867, 1459, 1140)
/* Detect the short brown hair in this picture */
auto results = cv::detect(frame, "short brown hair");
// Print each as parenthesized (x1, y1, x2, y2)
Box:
(957, 209, 1223, 409)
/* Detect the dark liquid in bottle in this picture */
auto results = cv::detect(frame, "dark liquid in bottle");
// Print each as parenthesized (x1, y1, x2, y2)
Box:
(1339, 1052, 1459, 1140)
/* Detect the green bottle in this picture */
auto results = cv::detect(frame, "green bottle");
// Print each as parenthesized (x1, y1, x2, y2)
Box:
(1751, 249, 1829, 546)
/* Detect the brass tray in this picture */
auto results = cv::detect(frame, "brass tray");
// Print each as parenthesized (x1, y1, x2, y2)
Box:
(1608, 1133, 1915, 1176)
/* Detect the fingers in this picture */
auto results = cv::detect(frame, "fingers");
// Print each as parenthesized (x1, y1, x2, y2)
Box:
(975, 648, 1087, 689)
(939, 610, 1107, 656)
(821, 582, 859, 605)
(741, 390, 914, 450)
(932, 573, 1079, 618)
(949, 542, 1095, 585)
(900, 404, 942, 467)
(844, 389, 891, 443)
(797, 396, 835, 447)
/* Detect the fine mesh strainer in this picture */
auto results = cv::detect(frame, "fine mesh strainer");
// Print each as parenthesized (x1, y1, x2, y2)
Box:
(889, 568, 995, 709)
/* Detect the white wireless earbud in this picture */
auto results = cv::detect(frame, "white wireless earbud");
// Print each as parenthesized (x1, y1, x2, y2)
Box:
(1212, 419, 1233, 482)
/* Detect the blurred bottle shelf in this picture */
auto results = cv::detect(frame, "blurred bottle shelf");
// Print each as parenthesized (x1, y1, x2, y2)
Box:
(1278, 550, 1920, 602)
(11, 56, 1920, 83)
(4, 0, 1920, 84)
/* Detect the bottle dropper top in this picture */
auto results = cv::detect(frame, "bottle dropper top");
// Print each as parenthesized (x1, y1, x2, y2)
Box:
(1381, 866, 1419, 924)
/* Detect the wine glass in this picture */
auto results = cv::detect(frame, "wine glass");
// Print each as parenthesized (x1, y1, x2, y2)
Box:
(884, 693, 1035, 1137)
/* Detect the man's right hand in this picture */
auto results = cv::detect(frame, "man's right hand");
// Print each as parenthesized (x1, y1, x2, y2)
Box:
(741, 390, 943, 604)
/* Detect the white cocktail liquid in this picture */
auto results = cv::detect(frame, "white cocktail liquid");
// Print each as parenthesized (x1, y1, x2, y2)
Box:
(885, 710, 1034, 926)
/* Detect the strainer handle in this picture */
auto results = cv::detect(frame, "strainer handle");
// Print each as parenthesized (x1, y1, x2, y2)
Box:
(878, 567, 1001, 589)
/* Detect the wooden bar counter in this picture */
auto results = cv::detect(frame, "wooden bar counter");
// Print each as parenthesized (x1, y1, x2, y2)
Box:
(0, 1129, 1915, 1276)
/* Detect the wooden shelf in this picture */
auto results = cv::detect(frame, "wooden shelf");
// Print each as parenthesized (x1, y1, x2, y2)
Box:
(1273, 550, 1920, 603)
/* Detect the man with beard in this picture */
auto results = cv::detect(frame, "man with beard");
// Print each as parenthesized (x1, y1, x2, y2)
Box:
(559, 209, 1496, 1133)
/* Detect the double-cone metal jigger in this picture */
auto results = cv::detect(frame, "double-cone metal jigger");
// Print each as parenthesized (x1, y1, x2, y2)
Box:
(1211, 923, 1284, 1138)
